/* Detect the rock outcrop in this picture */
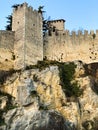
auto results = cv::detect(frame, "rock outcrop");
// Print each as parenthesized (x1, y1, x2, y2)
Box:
(0, 61, 98, 130)
(5, 108, 66, 130)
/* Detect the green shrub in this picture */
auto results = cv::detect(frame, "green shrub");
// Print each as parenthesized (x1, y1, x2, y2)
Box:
(25, 60, 83, 97)
(25, 60, 59, 71)
(36, 60, 59, 70)
(59, 62, 83, 97)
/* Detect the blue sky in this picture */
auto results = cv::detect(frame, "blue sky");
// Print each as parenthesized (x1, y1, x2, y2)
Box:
(0, 0, 98, 32)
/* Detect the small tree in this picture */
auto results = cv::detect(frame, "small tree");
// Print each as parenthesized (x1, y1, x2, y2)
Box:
(38, 6, 45, 15)
(5, 15, 12, 30)
(38, 6, 51, 36)
(5, 4, 20, 30)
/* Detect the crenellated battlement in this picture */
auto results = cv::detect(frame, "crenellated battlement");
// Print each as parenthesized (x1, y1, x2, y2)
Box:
(45, 29, 98, 40)
(13, 3, 28, 13)
(13, 3, 41, 18)
(44, 22, 98, 63)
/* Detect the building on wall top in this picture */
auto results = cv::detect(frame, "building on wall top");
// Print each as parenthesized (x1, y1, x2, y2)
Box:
(47, 19, 65, 31)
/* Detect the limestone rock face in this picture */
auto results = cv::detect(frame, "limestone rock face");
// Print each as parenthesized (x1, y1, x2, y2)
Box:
(1, 61, 98, 130)
(0, 96, 8, 109)
(5, 108, 66, 130)
(17, 71, 37, 106)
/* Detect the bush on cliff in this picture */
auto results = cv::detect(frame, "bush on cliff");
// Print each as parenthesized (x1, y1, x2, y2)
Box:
(59, 62, 83, 97)
(26, 60, 83, 97)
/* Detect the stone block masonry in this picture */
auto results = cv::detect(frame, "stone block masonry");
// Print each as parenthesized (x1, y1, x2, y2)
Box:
(0, 31, 14, 50)
(44, 27, 98, 63)
(0, 31, 15, 70)
(12, 3, 43, 69)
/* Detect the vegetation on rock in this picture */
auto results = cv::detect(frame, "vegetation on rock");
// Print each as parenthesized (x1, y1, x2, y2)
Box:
(26, 60, 83, 97)
(59, 62, 83, 97)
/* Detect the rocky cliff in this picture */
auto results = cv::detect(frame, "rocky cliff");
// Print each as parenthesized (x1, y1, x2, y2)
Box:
(0, 60, 98, 130)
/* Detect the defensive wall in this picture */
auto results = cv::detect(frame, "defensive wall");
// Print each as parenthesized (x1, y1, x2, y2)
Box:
(0, 30, 14, 50)
(44, 28, 98, 63)
(0, 31, 14, 69)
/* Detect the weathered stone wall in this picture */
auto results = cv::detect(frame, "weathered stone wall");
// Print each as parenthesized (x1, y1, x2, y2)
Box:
(0, 31, 14, 70)
(12, 3, 43, 69)
(0, 31, 14, 50)
(44, 30, 98, 63)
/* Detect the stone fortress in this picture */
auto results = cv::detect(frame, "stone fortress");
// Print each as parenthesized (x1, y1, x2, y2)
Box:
(0, 2, 98, 70)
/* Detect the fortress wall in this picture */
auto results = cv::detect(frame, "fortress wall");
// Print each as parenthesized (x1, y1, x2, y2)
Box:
(0, 48, 14, 70)
(0, 31, 14, 50)
(44, 30, 98, 63)
(0, 31, 14, 69)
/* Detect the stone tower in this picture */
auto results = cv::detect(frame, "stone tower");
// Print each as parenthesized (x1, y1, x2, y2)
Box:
(12, 3, 43, 69)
